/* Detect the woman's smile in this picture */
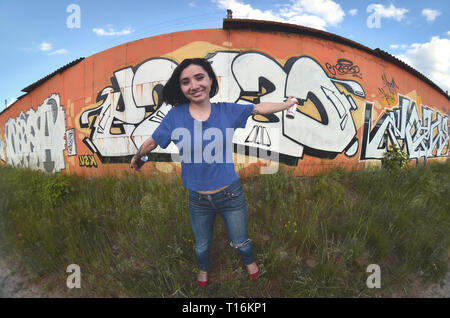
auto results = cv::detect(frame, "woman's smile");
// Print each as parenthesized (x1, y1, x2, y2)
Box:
(191, 89, 205, 97)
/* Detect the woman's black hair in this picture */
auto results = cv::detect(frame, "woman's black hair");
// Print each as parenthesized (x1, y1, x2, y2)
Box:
(162, 58, 219, 106)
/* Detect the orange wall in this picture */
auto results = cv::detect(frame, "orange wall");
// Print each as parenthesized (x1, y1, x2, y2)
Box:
(1, 28, 448, 178)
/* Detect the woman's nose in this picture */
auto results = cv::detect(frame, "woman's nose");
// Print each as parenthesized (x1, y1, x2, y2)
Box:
(190, 80, 200, 90)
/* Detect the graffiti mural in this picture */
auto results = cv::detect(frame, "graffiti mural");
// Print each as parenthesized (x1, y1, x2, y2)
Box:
(3, 94, 66, 172)
(0, 26, 448, 177)
(80, 51, 365, 165)
(361, 95, 449, 160)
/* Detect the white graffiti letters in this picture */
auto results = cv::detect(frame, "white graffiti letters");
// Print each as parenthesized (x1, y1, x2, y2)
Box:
(81, 51, 365, 164)
(80, 49, 447, 166)
(361, 95, 449, 160)
(284, 56, 361, 156)
(4, 94, 66, 172)
(80, 59, 177, 158)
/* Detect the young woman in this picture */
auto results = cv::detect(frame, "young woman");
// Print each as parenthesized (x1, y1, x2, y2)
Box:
(130, 58, 297, 287)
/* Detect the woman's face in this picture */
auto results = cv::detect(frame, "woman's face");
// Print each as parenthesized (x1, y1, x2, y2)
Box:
(179, 64, 213, 104)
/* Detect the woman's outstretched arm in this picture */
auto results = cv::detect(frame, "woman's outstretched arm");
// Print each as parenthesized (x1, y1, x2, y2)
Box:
(252, 96, 298, 115)
(130, 136, 158, 171)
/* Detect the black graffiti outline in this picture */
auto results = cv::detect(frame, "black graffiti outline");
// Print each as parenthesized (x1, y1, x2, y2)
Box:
(326, 59, 362, 79)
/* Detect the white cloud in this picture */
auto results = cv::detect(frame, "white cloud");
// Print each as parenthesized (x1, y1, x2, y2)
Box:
(39, 42, 52, 51)
(422, 9, 441, 22)
(214, 0, 283, 22)
(93, 27, 134, 36)
(390, 44, 408, 50)
(292, 0, 345, 26)
(49, 49, 68, 55)
(189, 1, 196, 7)
(38, 42, 67, 55)
(396, 36, 450, 92)
(349, 9, 357, 16)
(212, 0, 345, 30)
(366, 3, 408, 22)
(286, 14, 328, 30)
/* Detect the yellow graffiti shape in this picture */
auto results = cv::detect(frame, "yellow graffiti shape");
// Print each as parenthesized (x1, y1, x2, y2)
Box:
(79, 155, 98, 168)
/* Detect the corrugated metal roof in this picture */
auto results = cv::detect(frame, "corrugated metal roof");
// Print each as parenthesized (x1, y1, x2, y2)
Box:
(223, 18, 450, 101)
(21, 57, 85, 93)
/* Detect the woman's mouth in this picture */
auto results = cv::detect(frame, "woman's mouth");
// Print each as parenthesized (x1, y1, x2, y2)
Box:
(191, 90, 204, 97)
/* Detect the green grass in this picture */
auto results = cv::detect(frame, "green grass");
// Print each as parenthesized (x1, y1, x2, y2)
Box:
(0, 161, 449, 297)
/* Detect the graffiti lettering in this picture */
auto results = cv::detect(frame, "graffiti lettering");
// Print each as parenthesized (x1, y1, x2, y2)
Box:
(80, 58, 176, 162)
(361, 95, 449, 160)
(81, 51, 365, 165)
(66, 128, 77, 156)
(4, 94, 66, 172)
(78, 155, 97, 168)
(326, 59, 362, 79)
(283, 56, 362, 158)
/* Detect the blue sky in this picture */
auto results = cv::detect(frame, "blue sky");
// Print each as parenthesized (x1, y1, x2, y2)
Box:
(1, 0, 449, 111)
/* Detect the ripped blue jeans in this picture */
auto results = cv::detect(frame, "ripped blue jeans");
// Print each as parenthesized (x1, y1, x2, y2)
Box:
(188, 180, 255, 272)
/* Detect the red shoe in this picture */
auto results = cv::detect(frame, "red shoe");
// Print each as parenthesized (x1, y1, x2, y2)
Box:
(197, 271, 208, 287)
(249, 269, 260, 281)
(197, 279, 208, 288)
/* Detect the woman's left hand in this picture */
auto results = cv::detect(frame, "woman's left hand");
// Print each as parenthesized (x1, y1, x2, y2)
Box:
(253, 96, 299, 115)
(284, 96, 298, 109)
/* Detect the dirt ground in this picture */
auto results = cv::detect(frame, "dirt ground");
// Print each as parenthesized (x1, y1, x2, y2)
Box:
(0, 252, 64, 298)
(410, 269, 450, 298)
(0, 250, 448, 298)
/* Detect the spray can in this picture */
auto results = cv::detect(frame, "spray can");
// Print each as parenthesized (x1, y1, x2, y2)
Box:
(286, 98, 299, 119)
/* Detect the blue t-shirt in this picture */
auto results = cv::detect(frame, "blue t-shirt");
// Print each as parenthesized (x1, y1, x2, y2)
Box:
(151, 102, 254, 191)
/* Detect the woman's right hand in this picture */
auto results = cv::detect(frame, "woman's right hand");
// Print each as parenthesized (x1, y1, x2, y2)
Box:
(130, 155, 145, 171)
(131, 137, 157, 171)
